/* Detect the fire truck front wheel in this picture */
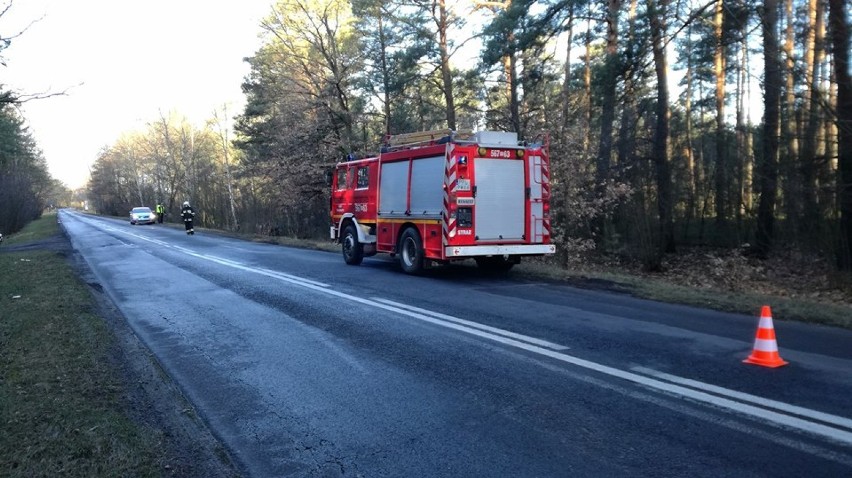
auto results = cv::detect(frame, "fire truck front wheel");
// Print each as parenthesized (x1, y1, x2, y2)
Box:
(399, 228, 425, 274)
(342, 224, 364, 265)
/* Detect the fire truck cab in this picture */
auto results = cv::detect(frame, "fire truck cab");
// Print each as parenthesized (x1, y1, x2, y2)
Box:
(330, 130, 555, 274)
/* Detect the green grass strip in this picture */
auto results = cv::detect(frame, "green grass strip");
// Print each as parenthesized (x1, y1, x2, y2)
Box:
(2, 212, 60, 246)
(0, 227, 164, 476)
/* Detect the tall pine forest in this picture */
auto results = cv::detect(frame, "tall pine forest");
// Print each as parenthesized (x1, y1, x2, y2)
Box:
(80, 0, 852, 278)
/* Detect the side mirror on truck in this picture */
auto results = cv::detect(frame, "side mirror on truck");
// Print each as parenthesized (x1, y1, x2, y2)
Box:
(324, 169, 334, 187)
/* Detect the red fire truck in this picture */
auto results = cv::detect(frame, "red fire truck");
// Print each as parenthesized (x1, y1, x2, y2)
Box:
(329, 129, 555, 273)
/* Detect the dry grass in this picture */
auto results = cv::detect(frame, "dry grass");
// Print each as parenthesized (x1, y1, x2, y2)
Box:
(515, 247, 852, 329)
(254, 234, 338, 252)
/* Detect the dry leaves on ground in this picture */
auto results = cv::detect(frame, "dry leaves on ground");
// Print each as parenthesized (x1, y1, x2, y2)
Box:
(640, 247, 852, 306)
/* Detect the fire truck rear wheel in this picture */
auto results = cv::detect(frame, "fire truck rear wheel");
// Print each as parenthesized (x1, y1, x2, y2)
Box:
(399, 228, 424, 274)
(342, 224, 364, 265)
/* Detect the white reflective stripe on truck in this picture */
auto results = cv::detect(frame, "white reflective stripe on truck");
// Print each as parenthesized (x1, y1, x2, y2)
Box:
(445, 244, 556, 257)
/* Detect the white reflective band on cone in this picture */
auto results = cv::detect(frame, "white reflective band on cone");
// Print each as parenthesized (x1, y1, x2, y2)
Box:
(753, 338, 779, 352)
(759, 317, 775, 329)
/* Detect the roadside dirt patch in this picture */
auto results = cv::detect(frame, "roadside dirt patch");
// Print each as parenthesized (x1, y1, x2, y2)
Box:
(0, 235, 70, 254)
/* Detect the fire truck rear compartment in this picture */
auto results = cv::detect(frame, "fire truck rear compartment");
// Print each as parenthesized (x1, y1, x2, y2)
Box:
(474, 158, 525, 241)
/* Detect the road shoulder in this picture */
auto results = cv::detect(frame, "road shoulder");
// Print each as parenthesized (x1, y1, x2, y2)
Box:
(51, 231, 242, 477)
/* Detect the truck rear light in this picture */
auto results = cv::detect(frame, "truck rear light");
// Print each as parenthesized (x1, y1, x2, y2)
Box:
(543, 201, 550, 218)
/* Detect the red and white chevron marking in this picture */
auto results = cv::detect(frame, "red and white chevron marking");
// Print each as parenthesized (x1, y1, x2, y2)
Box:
(540, 149, 551, 237)
(443, 147, 457, 244)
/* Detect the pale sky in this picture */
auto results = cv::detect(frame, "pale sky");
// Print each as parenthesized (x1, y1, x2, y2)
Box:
(3, 0, 272, 189)
(3, 0, 763, 191)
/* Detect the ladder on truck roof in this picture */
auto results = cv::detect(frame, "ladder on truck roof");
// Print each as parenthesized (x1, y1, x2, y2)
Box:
(383, 128, 474, 152)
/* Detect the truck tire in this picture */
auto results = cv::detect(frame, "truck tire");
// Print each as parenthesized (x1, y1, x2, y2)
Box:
(475, 256, 514, 273)
(342, 224, 364, 265)
(399, 228, 424, 274)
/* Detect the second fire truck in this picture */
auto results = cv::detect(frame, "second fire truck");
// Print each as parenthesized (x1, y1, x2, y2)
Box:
(329, 129, 555, 274)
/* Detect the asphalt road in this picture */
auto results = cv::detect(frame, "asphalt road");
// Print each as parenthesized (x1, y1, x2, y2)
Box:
(58, 209, 852, 477)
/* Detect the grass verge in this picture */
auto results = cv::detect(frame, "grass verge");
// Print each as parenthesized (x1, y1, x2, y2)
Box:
(2, 212, 60, 246)
(0, 217, 165, 477)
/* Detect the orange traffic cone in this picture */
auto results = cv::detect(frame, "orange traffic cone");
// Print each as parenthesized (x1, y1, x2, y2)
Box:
(743, 305, 788, 368)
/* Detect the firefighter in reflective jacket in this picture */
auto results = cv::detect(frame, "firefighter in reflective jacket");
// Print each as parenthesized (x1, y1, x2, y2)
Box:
(155, 203, 165, 223)
(181, 201, 195, 235)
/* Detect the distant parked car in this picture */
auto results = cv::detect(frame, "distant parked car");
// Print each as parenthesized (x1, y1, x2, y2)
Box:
(129, 207, 156, 225)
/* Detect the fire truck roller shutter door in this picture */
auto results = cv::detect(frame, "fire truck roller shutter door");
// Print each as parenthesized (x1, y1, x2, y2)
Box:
(379, 161, 408, 215)
(409, 156, 445, 216)
(474, 159, 525, 241)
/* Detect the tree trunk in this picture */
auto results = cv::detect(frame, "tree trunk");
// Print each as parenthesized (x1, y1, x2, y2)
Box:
(560, 6, 574, 137)
(817, 11, 831, 219)
(683, 22, 697, 239)
(755, 0, 781, 257)
(436, 0, 456, 130)
(827, 0, 852, 269)
(595, 0, 621, 230)
(827, 58, 839, 214)
(799, 0, 824, 235)
(215, 108, 239, 231)
(782, 0, 800, 227)
(649, 0, 674, 253)
(583, 20, 592, 163)
(714, 0, 727, 228)
(476, 0, 518, 134)
(617, 0, 639, 171)
(736, 12, 754, 227)
(378, 13, 392, 136)
(507, 48, 520, 135)
(697, 72, 709, 242)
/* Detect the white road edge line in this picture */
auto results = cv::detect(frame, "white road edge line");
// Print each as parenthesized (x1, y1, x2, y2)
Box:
(371, 297, 569, 351)
(250, 273, 852, 447)
(82, 214, 332, 288)
(631, 366, 852, 432)
(360, 295, 852, 447)
(190, 252, 331, 289)
(204, 255, 244, 267)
